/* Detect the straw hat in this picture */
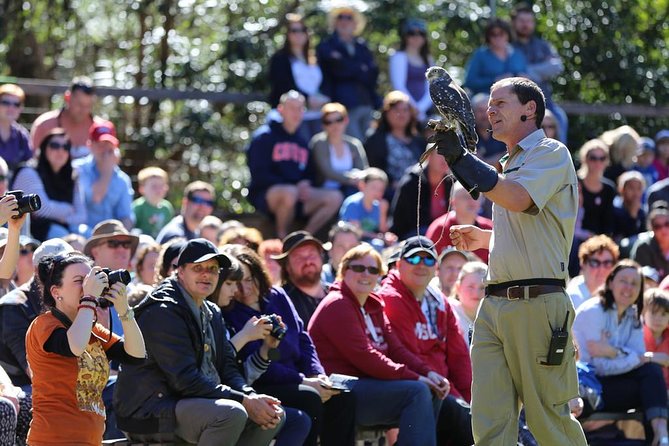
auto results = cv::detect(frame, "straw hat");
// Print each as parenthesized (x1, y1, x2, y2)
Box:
(83, 219, 139, 257)
(327, 4, 367, 36)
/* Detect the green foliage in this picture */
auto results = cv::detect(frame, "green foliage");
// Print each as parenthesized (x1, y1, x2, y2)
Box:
(1, 0, 668, 213)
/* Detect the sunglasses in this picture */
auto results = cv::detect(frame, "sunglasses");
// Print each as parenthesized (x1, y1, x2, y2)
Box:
(585, 258, 615, 269)
(652, 221, 669, 231)
(106, 239, 133, 249)
(0, 99, 21, 108)
(47, 141, 69, 151)
(587, 155, 607, 162)
(189, 195, 215, 207)
(337, 14, 354, 21)
(348, 264, 380, 275)
(406, 30, 425, 37)
(323, 115, 345, 126)
(0, 175, 6, 182)
(404, 255, 437, 267)
(20, 248, 34, 256)
(70, 82, 95, 95)
(289, 27, 307, 34)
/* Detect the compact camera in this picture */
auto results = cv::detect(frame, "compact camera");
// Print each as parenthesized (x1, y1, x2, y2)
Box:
(265, 314, 287, 341)
(6, 190, 41, 218)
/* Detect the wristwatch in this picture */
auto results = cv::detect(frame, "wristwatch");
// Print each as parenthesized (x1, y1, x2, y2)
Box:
(118, 307, 135, 321)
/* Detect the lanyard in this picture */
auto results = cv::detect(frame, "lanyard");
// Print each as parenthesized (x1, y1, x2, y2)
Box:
(360, 307, 381, 344)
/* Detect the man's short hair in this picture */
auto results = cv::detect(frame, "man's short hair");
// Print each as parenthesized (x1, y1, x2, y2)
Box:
(491, 77, 546, 129)
(279, 90, 305, 105)
(69, 76, 96, 95)
(184, 181, 215, 198)
(511, 2, 534, 20)
(361, 167, 388, 184)
(137, 166, 168, 185)
(577, 234, 619, 265)
(0, 84, 25, 102)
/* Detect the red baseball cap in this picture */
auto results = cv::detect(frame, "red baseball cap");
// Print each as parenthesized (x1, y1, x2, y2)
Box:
(89, 120, 119, 147)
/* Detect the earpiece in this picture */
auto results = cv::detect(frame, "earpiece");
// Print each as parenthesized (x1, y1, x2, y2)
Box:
(520, 115, 528, 122)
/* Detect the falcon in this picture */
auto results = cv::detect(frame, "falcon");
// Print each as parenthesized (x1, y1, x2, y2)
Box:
(420, 66, 478, 164)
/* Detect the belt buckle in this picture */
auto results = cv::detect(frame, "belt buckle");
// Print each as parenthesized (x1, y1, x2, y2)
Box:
(506, 285, 522, 300)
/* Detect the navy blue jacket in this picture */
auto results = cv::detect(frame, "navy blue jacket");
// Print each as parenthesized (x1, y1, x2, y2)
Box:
(316, 33, 381, 109)
(268, 51, 313, 108)
(247, 121, 314, 206)
(114, 277, 253, 434)
(223, 287, 324, 386)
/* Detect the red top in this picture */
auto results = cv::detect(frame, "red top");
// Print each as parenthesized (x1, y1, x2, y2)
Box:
(643, 325, 669, 389)
(307, 281, 430, 380)
(380, 270, 473, 402)
(426, 211, 493, 263)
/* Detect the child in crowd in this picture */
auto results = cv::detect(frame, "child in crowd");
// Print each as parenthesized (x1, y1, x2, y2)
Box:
(653, 130, 669, 181)
(642, 288, 669, 394)
(132, 167, 174, 238)
(634, 137, 659, 188)
(338, 167, 392, 241)
(198, 215, 223, 244)
(447, 261, 487, 346)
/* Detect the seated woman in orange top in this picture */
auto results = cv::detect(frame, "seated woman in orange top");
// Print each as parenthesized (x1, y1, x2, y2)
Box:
(26, 253, 145, 445)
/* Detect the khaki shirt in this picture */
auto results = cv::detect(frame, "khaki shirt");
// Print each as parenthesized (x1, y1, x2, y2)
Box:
(487, 129, 577, 284)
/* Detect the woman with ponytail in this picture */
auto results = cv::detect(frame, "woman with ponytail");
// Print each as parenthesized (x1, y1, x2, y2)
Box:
(26, 253, 145, 445)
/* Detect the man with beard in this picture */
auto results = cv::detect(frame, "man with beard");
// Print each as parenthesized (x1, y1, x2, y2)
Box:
(273, 231, 329, 325)
(157, 181, 215, 244)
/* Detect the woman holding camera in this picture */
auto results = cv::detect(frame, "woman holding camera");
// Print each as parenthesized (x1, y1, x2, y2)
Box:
(26, 253, 145, 445)
(12, 127, 87, 240)
(221, 245, 356, 446)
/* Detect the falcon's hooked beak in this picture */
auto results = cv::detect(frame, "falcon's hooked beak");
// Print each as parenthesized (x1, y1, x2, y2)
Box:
(425, 66, 446, 82)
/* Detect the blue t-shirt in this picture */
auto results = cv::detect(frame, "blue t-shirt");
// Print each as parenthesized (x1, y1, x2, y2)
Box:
(339, 191, 380, 233)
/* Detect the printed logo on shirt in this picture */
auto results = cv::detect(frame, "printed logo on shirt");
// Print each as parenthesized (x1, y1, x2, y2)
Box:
(415, 322, 438, 341)
(272, 142, 308, 170)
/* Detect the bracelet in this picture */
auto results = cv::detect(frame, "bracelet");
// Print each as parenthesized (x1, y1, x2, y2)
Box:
(77, 304, 96, 312)
(80, 296, 99, 306)
(118, 307, 135, 322)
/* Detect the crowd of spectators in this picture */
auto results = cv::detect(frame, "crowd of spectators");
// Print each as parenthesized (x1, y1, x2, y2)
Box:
(0, 1, 668, 445)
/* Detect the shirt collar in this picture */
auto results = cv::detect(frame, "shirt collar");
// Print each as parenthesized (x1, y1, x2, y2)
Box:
(517, 129, 547, 152)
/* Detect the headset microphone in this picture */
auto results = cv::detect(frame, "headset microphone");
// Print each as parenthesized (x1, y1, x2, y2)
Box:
(520, 115, 528, 122)
(486, 129, 493, 133)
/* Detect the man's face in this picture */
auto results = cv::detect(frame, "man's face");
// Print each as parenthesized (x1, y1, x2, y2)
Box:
(488, 85, 529, 143)
(438, 254, 467, 294)
(178, 259, 220, 301)
(513, 12, 536, 38)
(397, 253, 437, 293)
(67, 90, 95, 121)
(90, 236, 133, 270)
(91, 140, 119, 168)
(452, 187, 481, 218)
(473, 100, 490, 130)
(278, 98, 305, 131)
(329, 232, 360, 270)
(286, 243, 323, 287)
(183, 190, 214, 224)
(0, 94, 22, 122)
(652, 215, 669, 244)
(334, 11, 357, 38)
(622, 179, 644, 205)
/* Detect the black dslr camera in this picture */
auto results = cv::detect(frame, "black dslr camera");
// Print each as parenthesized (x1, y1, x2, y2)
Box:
(98, 268, 132, 308)
(6, 190, 41, 218)
(265, 314, 287, 341)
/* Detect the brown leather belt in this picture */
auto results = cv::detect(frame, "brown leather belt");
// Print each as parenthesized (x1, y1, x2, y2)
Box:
(486, 279, 565, 300)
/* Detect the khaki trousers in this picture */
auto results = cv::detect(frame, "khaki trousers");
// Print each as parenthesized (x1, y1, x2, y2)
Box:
(470, 292, 587, 446)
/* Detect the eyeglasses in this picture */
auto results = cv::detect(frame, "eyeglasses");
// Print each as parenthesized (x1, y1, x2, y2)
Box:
(652, 221, 669, 231)
(337, 14, 354, 21)
(585, 258, 615, 269)
(323, 115, 345, 126)
(0, 99, 21, 108)
(190, 264, 220, 275)
(47, 141, 69, 151)
(189, 195, 215, 207)
(348, 264, 380, 275)
(406, 30, 425, 37)
(289, 27, 307, 34)
(587, 155, 607, 162)
(106, 239, 133, 249)
(404, 255, 437, 267)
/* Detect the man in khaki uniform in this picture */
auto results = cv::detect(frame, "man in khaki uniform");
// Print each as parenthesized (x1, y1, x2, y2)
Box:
(431, 77, 587, 445)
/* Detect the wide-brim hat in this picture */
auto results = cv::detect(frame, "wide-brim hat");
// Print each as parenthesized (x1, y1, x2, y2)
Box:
(326, 4, 367, 36)
(83, 219, 139, 257)
(271, 230, 326, 261)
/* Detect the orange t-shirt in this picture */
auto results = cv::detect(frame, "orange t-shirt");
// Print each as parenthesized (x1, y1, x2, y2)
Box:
(26, 312, 121, 446)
